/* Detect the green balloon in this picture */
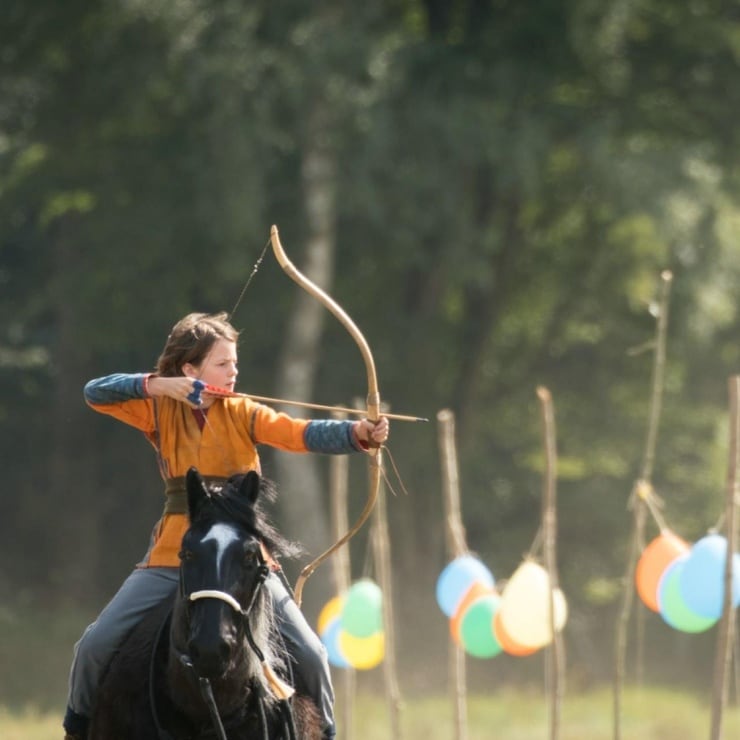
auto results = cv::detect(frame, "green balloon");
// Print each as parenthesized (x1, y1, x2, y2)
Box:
(460, 594, 503, 659)
(341, 579, 383, 638)
(659, 558, 717, 634)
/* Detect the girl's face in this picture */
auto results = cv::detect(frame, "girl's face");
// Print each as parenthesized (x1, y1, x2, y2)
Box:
(183, 338, 238, 392)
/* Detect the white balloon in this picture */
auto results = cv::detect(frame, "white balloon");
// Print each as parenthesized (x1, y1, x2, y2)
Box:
(498, 560, 568, 649)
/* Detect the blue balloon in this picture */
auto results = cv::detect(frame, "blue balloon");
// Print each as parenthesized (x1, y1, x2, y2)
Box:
(436, 555, 495, 618)
(321, 618, 351, 669)
(678, 534, 740, 619)
(657, 555, 717, 633)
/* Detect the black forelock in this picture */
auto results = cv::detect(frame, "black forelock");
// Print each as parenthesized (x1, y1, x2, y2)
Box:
(192, 473, 301, 560)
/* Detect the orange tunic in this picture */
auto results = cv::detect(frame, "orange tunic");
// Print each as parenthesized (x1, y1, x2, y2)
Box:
(87, 394, 310, 567)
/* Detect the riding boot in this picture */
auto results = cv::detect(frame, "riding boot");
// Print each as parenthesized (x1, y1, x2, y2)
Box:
(63, 706, 89, 739)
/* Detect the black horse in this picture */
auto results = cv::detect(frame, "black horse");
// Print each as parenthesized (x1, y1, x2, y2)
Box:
(89, 468, 321, 739)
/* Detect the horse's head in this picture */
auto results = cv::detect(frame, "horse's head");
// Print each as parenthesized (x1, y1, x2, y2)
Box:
(175, 467, 274, 681)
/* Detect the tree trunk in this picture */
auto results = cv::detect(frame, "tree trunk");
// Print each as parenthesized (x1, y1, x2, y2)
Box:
(274, 99, 337, 614)
(46, 215, 101, 600)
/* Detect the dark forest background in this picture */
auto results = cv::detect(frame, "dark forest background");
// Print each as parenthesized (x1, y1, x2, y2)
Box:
(3, 0, 740, 699)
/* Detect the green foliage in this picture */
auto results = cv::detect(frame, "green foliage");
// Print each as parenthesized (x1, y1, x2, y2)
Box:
(3, 0, 740, 692)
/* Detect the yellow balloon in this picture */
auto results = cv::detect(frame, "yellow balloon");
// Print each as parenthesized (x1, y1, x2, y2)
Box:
(499, 560, 568, 649)
(317, 595, 346, 636)
(338, 630, 385, 670)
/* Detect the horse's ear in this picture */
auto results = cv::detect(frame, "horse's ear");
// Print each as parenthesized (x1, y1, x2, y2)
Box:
(186, 467, 210, 519)
(239, 470, 261, 505)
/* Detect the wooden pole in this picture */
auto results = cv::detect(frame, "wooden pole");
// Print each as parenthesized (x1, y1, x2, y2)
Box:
(372, 462, 404, 739)
(613, 270, 673, 740)
(329, 410, 355, 739)
(537, 388, 564, 740)
(437, 409, 468, 740)
(709, 376, 740, 739)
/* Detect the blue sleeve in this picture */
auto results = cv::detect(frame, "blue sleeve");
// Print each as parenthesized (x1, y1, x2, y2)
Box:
(84, 373, 149, 404)
(303, 420, 364, 454)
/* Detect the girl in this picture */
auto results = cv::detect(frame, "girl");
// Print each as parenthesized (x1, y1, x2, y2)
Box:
(63, 311, 389, 740)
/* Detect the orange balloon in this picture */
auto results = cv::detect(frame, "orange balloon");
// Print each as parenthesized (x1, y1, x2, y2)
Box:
(493, 611, 539, 657)
(449, 582, 495, 644)
(635, 531, 689, 612)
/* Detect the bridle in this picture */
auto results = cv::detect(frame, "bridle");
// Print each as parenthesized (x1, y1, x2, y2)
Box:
(153, 546, 298, 740)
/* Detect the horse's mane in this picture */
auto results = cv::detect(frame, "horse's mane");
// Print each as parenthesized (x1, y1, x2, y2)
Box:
(196, 473, 303, 561)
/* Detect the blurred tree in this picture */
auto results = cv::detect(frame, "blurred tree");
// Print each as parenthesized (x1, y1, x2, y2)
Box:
(2, 0, 740, 689)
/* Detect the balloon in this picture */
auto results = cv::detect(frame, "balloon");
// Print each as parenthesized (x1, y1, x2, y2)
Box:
(341, 579, 383, 638)
(321, 618, 351, 668)
(317, 595, 346, 636)
(493, 611, 539, 657)
(339, 630, 385, 670)
(658, 555, 717, 633)
(498, 561, 568, 650)
(436, 555, 495, 618)
(678, 534, 740, 619)
(459, 593, 502, 659)
(635, 531, 689, 612)
(449, 582, 496, 645)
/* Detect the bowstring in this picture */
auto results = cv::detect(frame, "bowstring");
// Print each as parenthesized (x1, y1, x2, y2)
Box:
(193, 237, 272, 464)
(229, 237, 272, 320)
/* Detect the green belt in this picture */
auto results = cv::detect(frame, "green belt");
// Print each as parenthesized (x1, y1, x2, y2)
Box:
(163, 475, 229, 515)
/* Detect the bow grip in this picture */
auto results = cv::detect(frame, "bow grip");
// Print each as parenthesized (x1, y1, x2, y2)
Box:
(187, 379, 205, 405)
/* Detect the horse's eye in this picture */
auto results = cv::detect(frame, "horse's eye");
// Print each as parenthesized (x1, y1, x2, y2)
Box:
(244, 549, 258, 564)
(179, 549, 194, 562)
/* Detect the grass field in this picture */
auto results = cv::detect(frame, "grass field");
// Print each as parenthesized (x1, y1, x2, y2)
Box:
(2, 602, 739, 739)
(3, 686, 740, 740)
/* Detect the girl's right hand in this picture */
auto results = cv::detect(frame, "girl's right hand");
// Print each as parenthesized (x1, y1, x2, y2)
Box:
(147, 376, 209, 407)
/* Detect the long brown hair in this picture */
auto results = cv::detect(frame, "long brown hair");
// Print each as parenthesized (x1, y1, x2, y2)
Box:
(155, 312, 239, 377)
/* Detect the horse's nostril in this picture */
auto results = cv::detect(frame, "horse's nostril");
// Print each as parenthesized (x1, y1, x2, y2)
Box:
(187, 636, 232, 678)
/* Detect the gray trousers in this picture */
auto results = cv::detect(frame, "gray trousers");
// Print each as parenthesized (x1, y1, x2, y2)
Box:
(67, 566, 335, 737)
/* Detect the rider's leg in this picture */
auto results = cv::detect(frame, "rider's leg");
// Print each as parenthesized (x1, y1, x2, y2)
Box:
(63, 567, 179, 738)
(266, 571, 336, 739)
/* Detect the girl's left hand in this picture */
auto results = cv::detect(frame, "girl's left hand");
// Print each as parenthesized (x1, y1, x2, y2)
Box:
(355, 416, 389, 445)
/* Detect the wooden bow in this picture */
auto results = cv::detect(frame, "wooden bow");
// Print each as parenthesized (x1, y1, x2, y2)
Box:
(270, 225, 382, 607)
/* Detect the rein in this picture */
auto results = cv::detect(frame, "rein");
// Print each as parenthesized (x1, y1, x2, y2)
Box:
(152, 553, 297, 740)
(149, 610, 237, 740)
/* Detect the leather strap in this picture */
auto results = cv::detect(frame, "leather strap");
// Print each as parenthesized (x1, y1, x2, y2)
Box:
(163, 476, 229, 515)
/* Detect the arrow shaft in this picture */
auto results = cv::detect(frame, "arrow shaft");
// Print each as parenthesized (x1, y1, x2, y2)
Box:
(203, 384, 426, 422)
